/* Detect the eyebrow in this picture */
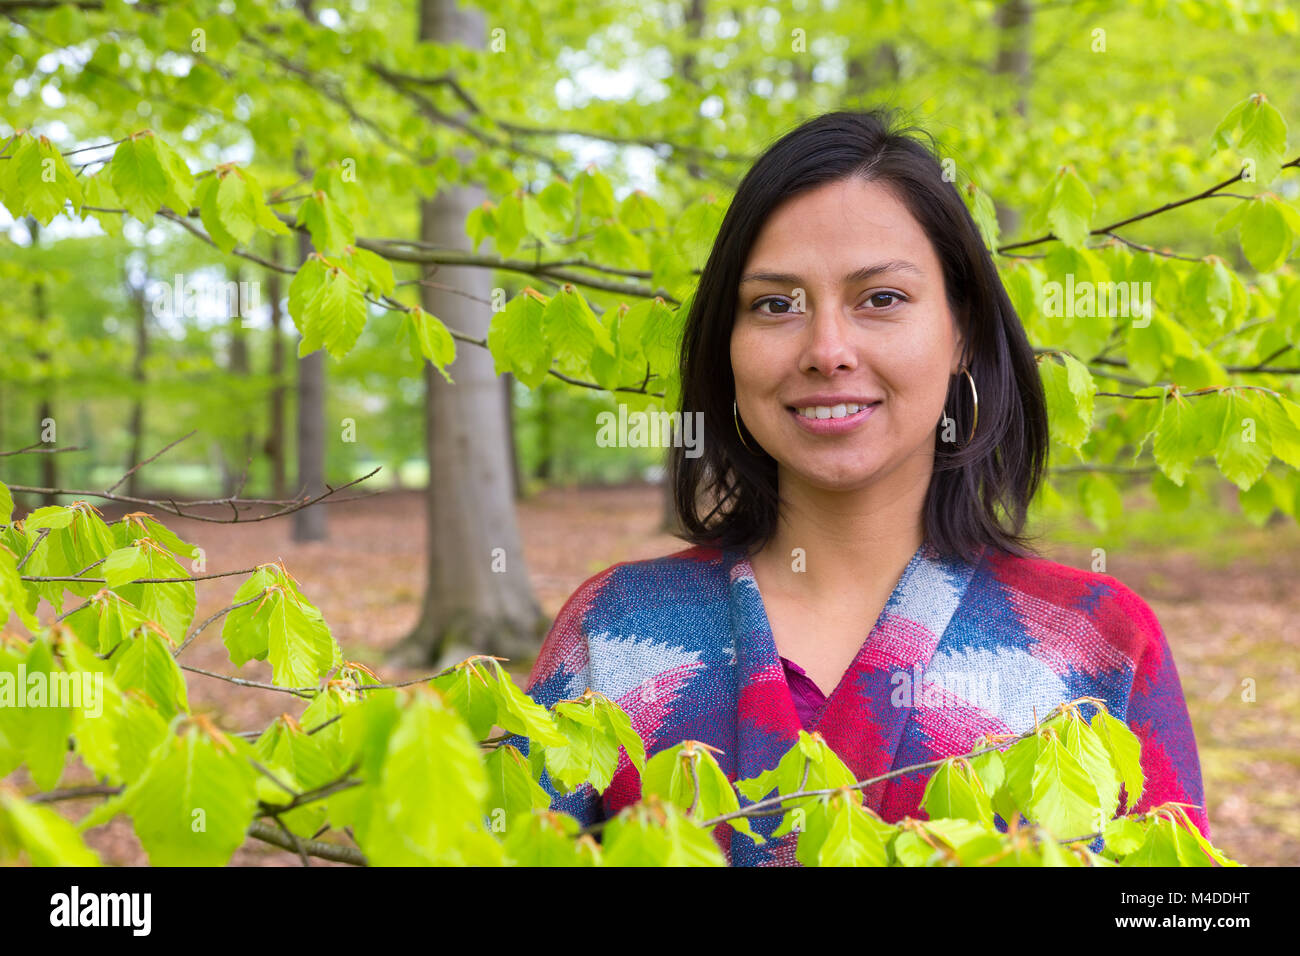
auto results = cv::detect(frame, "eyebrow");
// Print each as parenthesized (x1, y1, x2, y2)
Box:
(738, 259, 926, 287)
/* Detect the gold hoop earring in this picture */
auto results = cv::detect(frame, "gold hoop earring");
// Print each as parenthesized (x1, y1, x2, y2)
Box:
(942, 365, 978, 445)
(733, 400, 760, 455)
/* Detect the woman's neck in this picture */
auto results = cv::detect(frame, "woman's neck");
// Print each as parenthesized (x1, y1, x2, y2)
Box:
(750, 454, 932, 604)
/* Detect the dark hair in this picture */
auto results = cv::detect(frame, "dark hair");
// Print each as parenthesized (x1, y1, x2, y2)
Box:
(668, 107, 1049, 565)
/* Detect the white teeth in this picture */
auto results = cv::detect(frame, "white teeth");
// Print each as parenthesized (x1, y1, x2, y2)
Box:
(796, 403, 875, 420)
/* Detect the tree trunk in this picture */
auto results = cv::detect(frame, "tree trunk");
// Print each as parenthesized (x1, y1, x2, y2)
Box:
(265, 235, 288, 500)
(292, 191, 328, 542)
(504, 371, 523, 499)
(388, 0, 544, 668)
(124, 254, 149, 499)
(223, 266, 253, 498)
(993, 0, 1033, 237)
(29, 218, 58, 508)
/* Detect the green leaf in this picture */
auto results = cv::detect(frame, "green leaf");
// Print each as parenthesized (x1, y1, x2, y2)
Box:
(221, 564, 339, 688)
(536, 179, 574, 234)
(12, 637, 73, 789)
(818, 792, 889, 866)
(963, 180, 1000, 250)
(485, 744, 552, 835)
(1120, 815, 1186, 866)
(1039, 352, 1096, 452)
(109, 134, 169, 223)
(6, 132, 82, 225)
(996, 733, 1043, 820)
(1103, 816, 1149, 856)
(501, 810, 595, 865)
(639, 741, 762, 844)
(408, 306, 456, 382)
(287, 258, 328, 337)
(108, 629, 190, 721)
(305, 265, 368, 359)
(1184, 258, 1236, 325)
(487, 660, 566, 746)
(1215, 389, 1271, 490)
(0, 543, 40, 633)
(429, 661, 501, 740)
(1239, 195, 1294, 273)
(152, 135, 195, 213)
(1092, 709, 1144, 811)
(921, 759, 994, 827)
(0, 789, 101, 866)
(1153, 390, 1227, 486)
(349, 246, 396, 297)
(494, 191, 526, 258)
(1236, 95, 1289, 184)
(542, 285, 614, 375)
(487, 291, 552, 388)
(110, 721, 259, 866)
(196, 173, 239, 253)
(102, 544, 154, 588)
(296, 190, 355, 254)
(108, 542, 195, 646)
(573, 165, 616, 221)
(1033, 165, 1094, 249)
(595, 696, 646, 773)
(114, 513, 198, 566)
(216, 169, 259, 245)
(1061, 713, 1121, 825)
(602, 798, 726, 866)
(1028, 731, 1100, 839)
(544, 699, 622, 794)
(354, 691, 501, 865)
(1260, 393, 1300, 469)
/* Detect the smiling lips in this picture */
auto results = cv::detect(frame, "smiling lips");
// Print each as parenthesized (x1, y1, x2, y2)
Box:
(786, 399, 881, 434)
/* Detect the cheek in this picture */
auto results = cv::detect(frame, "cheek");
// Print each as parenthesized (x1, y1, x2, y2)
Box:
(879, 346, 950, 426)
(730, 324, 771, 389)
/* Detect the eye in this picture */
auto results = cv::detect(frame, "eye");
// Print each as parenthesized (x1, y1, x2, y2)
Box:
(864, 290, 907, 309)
(753, 296, 797, 315)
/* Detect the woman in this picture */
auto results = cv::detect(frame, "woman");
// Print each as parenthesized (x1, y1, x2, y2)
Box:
(509, 108, 1209, 866)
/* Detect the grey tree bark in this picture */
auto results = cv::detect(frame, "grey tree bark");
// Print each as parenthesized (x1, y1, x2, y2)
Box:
(292, 212, 328, 542)
(264, 235, 288, 500)
(124, 252, 148, 500)
(389, 0, 544, 668)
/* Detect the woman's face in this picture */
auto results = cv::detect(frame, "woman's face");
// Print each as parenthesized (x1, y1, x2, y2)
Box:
(729, 176, 966, 492)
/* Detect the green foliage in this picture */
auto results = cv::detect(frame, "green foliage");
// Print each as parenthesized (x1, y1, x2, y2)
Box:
(0, 0, 1295, 866)
(4, 76, 1299, 525)
(0, 493, 1243, 866)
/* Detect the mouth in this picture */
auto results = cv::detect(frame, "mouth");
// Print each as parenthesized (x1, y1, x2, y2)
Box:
(785, 401, 881, 434)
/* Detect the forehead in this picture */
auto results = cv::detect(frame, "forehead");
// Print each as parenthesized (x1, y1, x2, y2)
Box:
(743, 178, 939, 277)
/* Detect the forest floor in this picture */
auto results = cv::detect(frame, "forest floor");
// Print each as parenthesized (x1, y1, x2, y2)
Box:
(13, 481, 1299, 867)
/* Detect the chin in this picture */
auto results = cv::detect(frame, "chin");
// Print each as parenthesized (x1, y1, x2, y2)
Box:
(785, 458, 885, 491)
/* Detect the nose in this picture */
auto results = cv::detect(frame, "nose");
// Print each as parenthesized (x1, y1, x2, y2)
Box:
(798, 301, 858, 375)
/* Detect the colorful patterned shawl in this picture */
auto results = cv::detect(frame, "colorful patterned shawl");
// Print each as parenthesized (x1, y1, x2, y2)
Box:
(507, 540, 1210, 865)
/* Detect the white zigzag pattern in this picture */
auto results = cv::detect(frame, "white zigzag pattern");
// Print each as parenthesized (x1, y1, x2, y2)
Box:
(919, 644, 1069, 734)
(586, 632, 705, 704)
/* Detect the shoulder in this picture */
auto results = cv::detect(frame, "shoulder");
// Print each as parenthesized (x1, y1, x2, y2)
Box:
(550, 543, 732, 633)
(530, 543, 732, 698)
(978, 546, 1165, 668)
